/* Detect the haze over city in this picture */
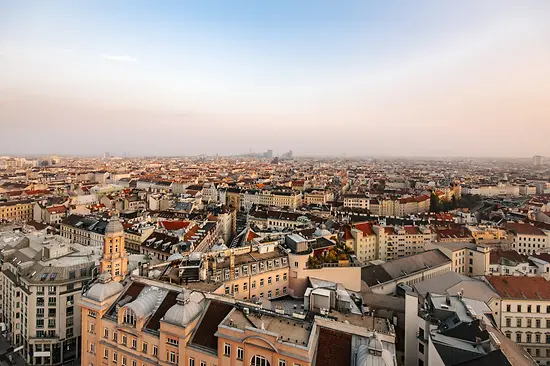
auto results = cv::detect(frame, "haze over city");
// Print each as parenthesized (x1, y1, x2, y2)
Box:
(1, 0, 550, 157)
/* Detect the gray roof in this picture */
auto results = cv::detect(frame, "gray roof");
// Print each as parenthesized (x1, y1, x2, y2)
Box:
(162, 290, 204, 327)
(381, 250, 451, 279)
(105, 217, 124, 235)
(413, 272, 499, 303)
(86, 274, 124, 302)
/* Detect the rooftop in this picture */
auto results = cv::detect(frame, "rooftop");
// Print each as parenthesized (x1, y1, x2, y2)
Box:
(485, 275, 550, 300)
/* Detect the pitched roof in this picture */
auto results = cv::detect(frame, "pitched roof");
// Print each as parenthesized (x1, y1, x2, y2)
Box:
(191, 300, 234, 352)
(159, 220, 191, 231)
(504, 222, 546, 236)
(486, 275, 550, 300)
(354, 222, 374, 236)
(314, 327, 352, 366)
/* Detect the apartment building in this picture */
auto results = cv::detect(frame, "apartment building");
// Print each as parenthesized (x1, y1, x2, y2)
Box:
(224, 188, 302, 211)
(485, 275, 550, 364)
(404, 291, 533, 366)
(204, 243, 290, 301)
(343, 193, 370, 210)
(343, 222, 434, 263)
(0, 231, 97, 365)
(124, 223, 156, 253)
(80, 275, 397, 366)
(304, 189, 333, 205)
(426, 242, 490, 276)
(505, 222, 550, 255)
(0, 200, 34, 221)
(60, 214, 108, 248)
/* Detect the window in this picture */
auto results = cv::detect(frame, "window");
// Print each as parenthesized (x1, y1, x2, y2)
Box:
(506, 304, 511, 312)
(546, 334, 550, 343)
(537, 305, 541, 313)
(536, 333, 541, 343)
(527, 333, 532, 343)
(268, 291, 272, 298)
(527, 319, 532, 328)
(252, 281, 256, 289)
(89, 322, 95, 334)
(419, 343, 424, 354)
(237, 347, 244, 360)
(251, 355, 270, 366)
(528, 305, 532, 313)
(123, 309, 136, 326)
(132, 361, 137, 366)
(104, 328, 109, 339)
(142, 342, 148, 353)
(279, 361, 287, 366)
(268, 277, 272, 285)
(132, 338, 137, 349)
(189, 358, 195, 366)
(122, 335, 127, 346)
(244, 282, 248, 291)
(536, 319, 541, 328)
(260, 279, 264, 287)
(89, 342, 95, 354)
(224, 343, 231, 357)
(517, 318, 522, 327)
(153, 346, 158, 356)
(122, 356, 127, 366)
(113, 332, 118, 342)
(104, 349, 108, 359)
(168, 351, 177, 364)
(283, 273, 287, 281)
(167, 337, 179, 346)
(517, 333, 522, 343)
(518, 305, 522, 312)
(505, 318, 511, 327)
(200, 362, 206, 366)
(294, 262, 298, 268)
(276, 275, 280, 282)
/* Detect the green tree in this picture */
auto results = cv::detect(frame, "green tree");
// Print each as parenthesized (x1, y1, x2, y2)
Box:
(430, 192, 441, 213)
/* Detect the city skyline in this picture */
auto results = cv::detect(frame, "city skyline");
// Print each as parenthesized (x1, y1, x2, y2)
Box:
(1, 0, 550, 157)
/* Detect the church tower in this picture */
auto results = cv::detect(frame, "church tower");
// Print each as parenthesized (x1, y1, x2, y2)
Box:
(100, 216, 129, 282)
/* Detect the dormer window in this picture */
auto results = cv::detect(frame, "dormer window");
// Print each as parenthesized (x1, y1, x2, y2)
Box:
(123, 308, 136, 326)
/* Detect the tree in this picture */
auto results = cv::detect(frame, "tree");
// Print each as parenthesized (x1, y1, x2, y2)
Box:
(430, 192, 441, 213)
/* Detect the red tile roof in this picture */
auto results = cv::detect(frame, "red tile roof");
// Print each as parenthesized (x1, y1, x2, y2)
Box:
(404, 226, 419, 235)
(504, 222, 546, 236)
(47, 206, 67, 214)
(160, 220, 191, 231)
(486, 275, 550, 300)
(354, 222, 374, 236)
(489, 250, 527, 265)
(246, 229, 260, 242)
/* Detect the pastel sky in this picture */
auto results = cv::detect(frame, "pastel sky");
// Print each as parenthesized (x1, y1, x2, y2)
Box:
(1, 1, 550, 157)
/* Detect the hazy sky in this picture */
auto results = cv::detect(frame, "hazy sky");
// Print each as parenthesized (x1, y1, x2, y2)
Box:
(1, 1, 550, 157)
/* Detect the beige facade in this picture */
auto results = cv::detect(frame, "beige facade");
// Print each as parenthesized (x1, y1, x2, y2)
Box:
(426, 242, 490, 276)
(0, 200, 34, 221)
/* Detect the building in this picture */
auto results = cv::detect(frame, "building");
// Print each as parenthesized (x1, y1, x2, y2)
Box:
(304, 190, 333, 206)
(485, 275, 550, 364)
(426, 242, 490, 276)
(80, 276, 396, 366)
(60, 214, 108, 248)
(0, 200, 34, 222)
(404, 291, 534, 366)
(534, 155, 545, 166)
(361, 250, 452, 295)
(505, 222, 549, 255)
(204, 243, 290, 301)
(343, 194, 370, 210)
(124, 223, 156, 253)
(0, 230, 97, 365)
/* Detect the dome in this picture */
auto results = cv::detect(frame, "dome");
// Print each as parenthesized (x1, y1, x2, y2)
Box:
(314, 224, 331, 237)
(85, 273, 124, 302)
(163, 290, 203, 326)
(105, 217, 124, 235)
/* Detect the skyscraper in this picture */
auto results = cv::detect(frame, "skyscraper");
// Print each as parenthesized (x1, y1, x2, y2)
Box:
(534, 155, 544, 166)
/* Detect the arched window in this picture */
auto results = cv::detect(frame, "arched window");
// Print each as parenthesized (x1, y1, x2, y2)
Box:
(251, 355, 270, 366)
(123, 308, 136, 326)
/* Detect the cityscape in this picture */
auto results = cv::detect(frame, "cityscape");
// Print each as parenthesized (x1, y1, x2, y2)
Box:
(2, 1, 550, 366)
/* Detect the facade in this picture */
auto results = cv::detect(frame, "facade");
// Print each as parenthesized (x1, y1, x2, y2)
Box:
(0, 200, 34, 221)
(204, 244, 290, 301)
(0, 231, 97, 365)
(505, 222, 550, 255)
(304, 190, 333, 205)
(60, 214, 108, 248)
(343, 194, 370, 210)
(485, 275, 550, 365)
(124, 224, 156, 253)
(426, 242, 491, 276)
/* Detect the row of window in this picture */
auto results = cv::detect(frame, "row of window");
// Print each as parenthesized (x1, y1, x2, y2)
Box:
(505, 332, 550, 344)
(505, 318, 550, 328)
(505, 304, 550, 313)
(225, 286, 287, 299)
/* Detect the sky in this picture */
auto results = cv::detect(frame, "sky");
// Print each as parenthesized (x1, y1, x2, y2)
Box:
(1, 0, 550, 157)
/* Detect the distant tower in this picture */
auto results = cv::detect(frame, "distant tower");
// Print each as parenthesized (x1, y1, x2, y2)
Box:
(104, 152, 110, 159)
(100, 217, 129, 282)
(534, 155, 544, 166)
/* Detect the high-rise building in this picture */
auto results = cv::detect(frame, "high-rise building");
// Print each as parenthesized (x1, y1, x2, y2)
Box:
(534, 155, 544, 166)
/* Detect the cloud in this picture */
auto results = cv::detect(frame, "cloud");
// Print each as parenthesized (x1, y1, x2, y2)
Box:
(101, 54, 137, 63)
